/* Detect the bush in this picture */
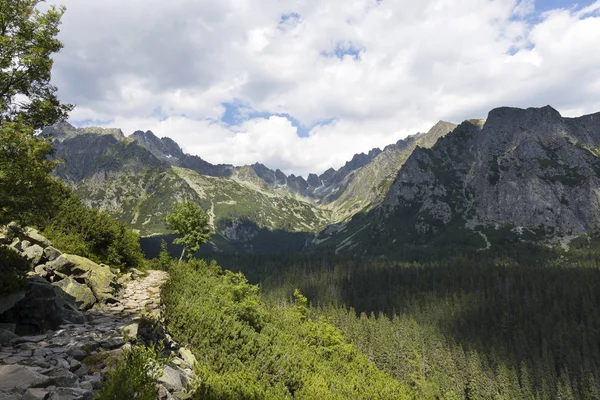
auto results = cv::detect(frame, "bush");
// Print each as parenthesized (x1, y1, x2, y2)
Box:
(44, 196, 145, 270)
(162, 259, 409, 399)
(0, 246, 30, 295)
(94, 346, 164, 400)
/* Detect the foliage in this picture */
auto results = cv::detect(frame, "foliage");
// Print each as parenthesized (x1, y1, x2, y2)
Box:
(161, 259, 409, 399)
(0, 245, 30, 295)
(44, 195, 145, 269)
(94, 346, 164, 400)
(166, 200, 212, 260)
(0, 121, 68, 226)
(0, 0, 73, 129)
(217, 251, 600, 399)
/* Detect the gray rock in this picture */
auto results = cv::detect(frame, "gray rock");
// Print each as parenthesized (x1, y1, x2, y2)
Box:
(0, 364, 51, 391)
(100, 337, 125, 349)
(158, 365, 184, 392)
(47, 369, 79, 387)
(178, 348, 196, 367)
(23, 227, 53, 248)
(47, 387, 93, 400)
(23, 245, 44, 265)
(43, 247, 62, 262)
(0, 291, 26, 314)
(20, 240, 32, 251)
(23, 388, 50, 400)
(52, 278, 96, 311)
(122, 323, 138, 340)
(0, 329, 18, 346)
(67, 348, 87, 361)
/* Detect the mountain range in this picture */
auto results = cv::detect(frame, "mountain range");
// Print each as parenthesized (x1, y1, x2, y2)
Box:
(42, 105, 600, 255)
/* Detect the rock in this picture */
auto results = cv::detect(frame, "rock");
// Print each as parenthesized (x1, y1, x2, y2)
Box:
(0, 328, 18, 346)
(0, 322, 17, 332)
(178, 348, 196, 367)
(122, 323, 138, 339)
(23, 388, 50, 400)
(52, 278, 96, 311)
(67, 348, 88, 361)
(130, 268, 145, 278)
(1, 280, 79, 334)
(0, 364, 50, 391)
(23, 227, 52, 248)
(0, 225, 15, 245)
(158, 365, 184, 392)
(34, 264, 49, 278)
(23, 244, 44, 265)
(100, 337, 125, 349)
(48, 255, 117, 304)
(11, 335, 47, 344)
(43, 247, 62, 262)
(47, 368, 79, 387)
(157, 384, 176, 400)
(73, 365, 89, 377)
(0, 291, 26, 314)
(87, 265, 117, 303)
(20, 239, 32, 251)
(47, 387, 93, 400)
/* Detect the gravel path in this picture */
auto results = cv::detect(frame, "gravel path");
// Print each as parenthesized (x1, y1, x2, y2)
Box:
(0, 270, 169, 400)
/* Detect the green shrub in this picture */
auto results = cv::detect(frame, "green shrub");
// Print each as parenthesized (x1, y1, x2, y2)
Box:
(162, 259, 409, 399)
(0, 246, 30, 295)
(94, 346, 164, 400)
(44, 196, 145, 270)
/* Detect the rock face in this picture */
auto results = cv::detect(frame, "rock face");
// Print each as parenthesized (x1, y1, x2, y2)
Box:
(382, 106, 600, 236)
(0, 224, 121, 333)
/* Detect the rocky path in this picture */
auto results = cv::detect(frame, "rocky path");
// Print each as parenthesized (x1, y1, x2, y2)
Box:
(0, 270, 176, 400)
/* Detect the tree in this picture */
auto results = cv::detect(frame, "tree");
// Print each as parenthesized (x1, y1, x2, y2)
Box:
(0, 121, 68, 225)
(166, 201, 212, 262)
(1, 0, 73, 129)
(0, 0, 73, 225)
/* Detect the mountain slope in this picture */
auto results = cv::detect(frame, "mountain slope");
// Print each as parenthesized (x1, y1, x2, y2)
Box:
(316, 106, 600, 255)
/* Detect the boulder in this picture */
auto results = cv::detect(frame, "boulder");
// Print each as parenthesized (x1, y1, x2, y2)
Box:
(0, 225, 15, 245)
(20, 240, 32, 251)
(23, 244, 44, 265)
(158, 365, 185, 392)
(23, 227, 52, 247)
(23, 388, 50, 400)
(0, 364, 50, 391)
(47, 387, 93, 400)
(0, 328, 18, 346)
(44, 246, 62, 262)
(0, 278, 84, 334)
(0, 291, 26, 314)
(87, 264, 117, 303)
(48, 254, 118, 304)
(52, 278, 96, 311)
(178, 347, 197, 367)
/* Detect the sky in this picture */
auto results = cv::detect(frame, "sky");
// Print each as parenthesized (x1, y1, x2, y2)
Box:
(45, 0, 600, 177)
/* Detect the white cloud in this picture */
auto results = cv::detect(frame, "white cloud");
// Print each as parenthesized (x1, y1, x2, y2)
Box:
(46, 0, 600, 176)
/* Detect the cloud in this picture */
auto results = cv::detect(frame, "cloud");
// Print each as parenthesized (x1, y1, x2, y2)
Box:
(46, 0, 600, 176)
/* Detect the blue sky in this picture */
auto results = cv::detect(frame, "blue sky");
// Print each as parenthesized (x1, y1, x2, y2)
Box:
(49, 0, 600, 176)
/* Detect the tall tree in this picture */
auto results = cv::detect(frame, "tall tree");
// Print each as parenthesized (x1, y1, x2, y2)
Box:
(1, 0, 73, 129)
(166, 201, 212, 262)
(0, 1, 72, 225)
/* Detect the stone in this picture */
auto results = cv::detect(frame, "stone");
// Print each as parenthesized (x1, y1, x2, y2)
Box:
(79, 381, 93, 391)
(69, 359, 81, 371)
(122, 323, 138, 339)
(0, 225, 15, 245)
(23, 244, 44, 265)
(67, 348, 87, 361)
(73, 365, 89, 377)
(47, 387, 93, 400)
(20, 239, 32, 250)
(0, 364, 51, 391)
(157, 384, 176, 400)
(43, 247, 62, 262)
(34, 264, 49, 278)
(52, 278, 96, 311)
(0, 329, 18, 346)
(0, 291, 26, 314)
(47, 368, 79, 387)
(178, 347, 197, 367)
(23, 388, 50, 400)
(23, 227, 53, 248)
(158, 365, 184, 392)
(100, 337, 125, 349)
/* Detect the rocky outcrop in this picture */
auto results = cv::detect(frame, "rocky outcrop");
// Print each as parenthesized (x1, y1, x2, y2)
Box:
(378, 106, 600, 243)
(0, 224, 122, 334)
